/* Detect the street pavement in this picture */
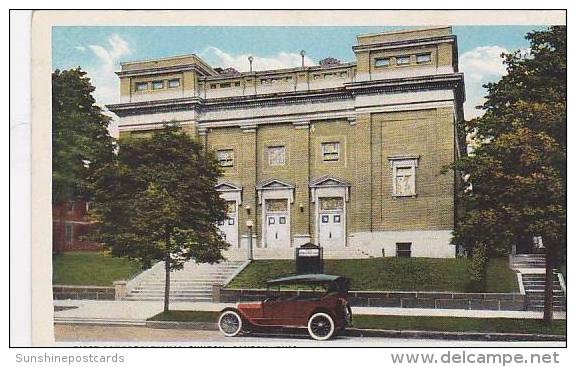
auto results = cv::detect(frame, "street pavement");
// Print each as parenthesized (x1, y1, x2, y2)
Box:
(54, 324, 567, 347)
(53, 299, 567, 326)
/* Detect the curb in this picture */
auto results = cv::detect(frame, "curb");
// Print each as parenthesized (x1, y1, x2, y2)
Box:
(146, 320, 218, 330)
(345, 328, 566, 342)
(144, 321, 566, 342)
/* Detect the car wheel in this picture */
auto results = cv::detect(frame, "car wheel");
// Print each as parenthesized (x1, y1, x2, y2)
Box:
(218, 310, 243, 337)
(307, 312, 335, 341)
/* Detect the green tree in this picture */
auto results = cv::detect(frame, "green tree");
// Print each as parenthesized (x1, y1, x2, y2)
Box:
(52, 68, 116, 202)
(89, 125, 229, 312)
(452, 26, 566, 324)
(52, 68, 116, 250)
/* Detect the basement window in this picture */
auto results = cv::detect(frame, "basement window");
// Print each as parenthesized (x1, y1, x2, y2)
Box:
(152, 80, 164, 90)
(396, 242, 412, 257)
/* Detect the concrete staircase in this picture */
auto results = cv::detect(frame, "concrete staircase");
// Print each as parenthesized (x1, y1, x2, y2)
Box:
(510, 254, 566, 312)
(125, 260, 245, 302)
(521, 273, 566, 311)
(510, 253, 546, 270)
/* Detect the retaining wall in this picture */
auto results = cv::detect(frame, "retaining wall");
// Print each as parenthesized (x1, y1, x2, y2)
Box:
(219, 288, 526, 311)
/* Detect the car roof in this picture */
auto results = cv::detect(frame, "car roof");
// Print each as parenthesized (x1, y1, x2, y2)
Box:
(266, 274, 345, 285)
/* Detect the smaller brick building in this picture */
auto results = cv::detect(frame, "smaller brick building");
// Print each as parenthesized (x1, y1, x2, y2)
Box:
(53, 199, 101, 252)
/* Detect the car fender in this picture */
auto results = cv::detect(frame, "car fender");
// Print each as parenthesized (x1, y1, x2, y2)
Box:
(307, 307, 336, 322)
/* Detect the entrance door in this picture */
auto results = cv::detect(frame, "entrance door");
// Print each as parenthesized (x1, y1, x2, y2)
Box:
(265, 199, 289, 248)
(318, 197, 345, 247)
(218, 201, 238, 248)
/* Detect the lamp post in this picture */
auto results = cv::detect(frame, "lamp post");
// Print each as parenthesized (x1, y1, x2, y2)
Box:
(300, 50, 306, 68)
(246, 220, 254, 260)
(248, 56, 254, 73)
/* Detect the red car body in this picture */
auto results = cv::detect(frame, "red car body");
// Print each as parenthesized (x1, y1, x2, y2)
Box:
(218, 274, 352, 340)
(235, 292, 349, 329)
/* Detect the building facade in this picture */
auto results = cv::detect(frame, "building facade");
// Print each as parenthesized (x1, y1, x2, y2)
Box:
(53, 199, 101, 252)
(108, 27, 465, 260)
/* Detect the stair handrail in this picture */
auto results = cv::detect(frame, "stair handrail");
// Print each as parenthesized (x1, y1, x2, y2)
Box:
(557, 272, 567, 296)
(222, 260, 251, 288)
(516, 272, 526, 295)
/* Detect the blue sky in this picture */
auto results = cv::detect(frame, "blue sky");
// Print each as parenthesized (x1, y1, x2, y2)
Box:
(52, 26, 548, 120)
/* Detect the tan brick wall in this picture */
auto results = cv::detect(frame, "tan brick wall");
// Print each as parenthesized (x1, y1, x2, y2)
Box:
(357, 27, 452, 45)
(374, 108, 455, 231)
(349, 114, 373, 233)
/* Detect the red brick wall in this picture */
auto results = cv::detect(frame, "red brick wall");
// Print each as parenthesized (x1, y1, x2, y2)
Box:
(53, 199, 102, 252)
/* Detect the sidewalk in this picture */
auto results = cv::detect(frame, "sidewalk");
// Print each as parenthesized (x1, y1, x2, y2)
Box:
(53, 299, 567, 326)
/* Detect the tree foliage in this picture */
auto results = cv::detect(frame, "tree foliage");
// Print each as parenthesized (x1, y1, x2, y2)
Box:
(452, 26, 566, 262)
(52, 68, 115, 203)
(89, 125, 230, 271)
(90, 125, 230, 310)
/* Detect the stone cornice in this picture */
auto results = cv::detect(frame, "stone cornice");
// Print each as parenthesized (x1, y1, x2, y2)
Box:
(352, 35, 456, 53)
(106, 73, 464, 117)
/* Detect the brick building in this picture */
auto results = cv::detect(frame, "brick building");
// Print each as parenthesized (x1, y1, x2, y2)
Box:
(53, 199, 101, 252)
(107, 26, 466, 259)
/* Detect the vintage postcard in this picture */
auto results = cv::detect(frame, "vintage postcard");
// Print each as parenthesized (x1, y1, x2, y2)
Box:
(26, 10, 566, 348)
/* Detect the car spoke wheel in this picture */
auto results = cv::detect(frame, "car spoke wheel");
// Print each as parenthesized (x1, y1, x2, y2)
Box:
(307, 312, 335, 341)
(218, 310, 243, 337)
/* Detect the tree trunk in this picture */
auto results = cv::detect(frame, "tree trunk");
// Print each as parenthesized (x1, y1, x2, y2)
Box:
(543, 246, 554, 326)
(163, 249, 171, 313)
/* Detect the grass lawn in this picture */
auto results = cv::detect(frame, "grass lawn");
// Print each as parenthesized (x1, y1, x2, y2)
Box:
(147, 311, 565, 335)
(226, 258, 518, 293)
(52, 251, 143, 286)
(148, 311, 219, 323)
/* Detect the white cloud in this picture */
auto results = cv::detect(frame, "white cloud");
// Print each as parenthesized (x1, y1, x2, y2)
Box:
(88, 34, 132, 73)
(200, 46, 315, 72)
(460, 46, 508, 119)
(79, 34, 132, 138)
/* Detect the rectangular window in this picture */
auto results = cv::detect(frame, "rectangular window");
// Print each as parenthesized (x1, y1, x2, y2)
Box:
(168, 79, 181, 88)
(416, 53, 432, 64)
(374, 58, 391, 67)
(216, 149, 234, 167)
(65, 223, 73, 243)
(66, 200, 75, 212)
(135, 82, 148, 91)
(152, 80, 164, 90)
(267, 146, 286, 166)
(390, 157, 419, 197)
(396, 56, 411, 65)
(234, 82, 241, 87)
(322, 142, 340, 161)
(394, 167, 415, 196)
(220, 83, 231, 88)
(396, 242, 412, 257)
(210, 84, 217, 89)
